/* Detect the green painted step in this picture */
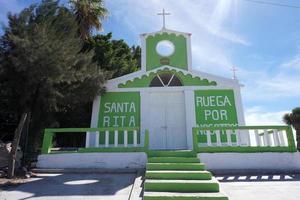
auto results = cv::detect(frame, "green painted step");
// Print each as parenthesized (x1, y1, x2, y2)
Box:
(145, 170, 212, 180)
(147, 150, 197, 158)
(148, 157, 200, 163)
(147, 163, 205, 171)
(144, 191, 229, 200)
(144, 178, 220, 192)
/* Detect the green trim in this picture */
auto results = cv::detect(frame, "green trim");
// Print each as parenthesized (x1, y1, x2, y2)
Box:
(147, 163, 205, 171)
(196, 146, 296, 153)
(148, 157, 200, 163)
(41, 128, 149, 154)
(145, 171, 212, 180)
(192, 126, 297, 153)
(45, 127, 140, 132)
(196, 125, 290, 130)
(147, 150, 197, 158)
(144, 181, 219, 192)
(145, 129, 150, 150)
(41, 130, 54, 154)
(143, 196, 228, 200)
(118, 68, 217, 88)
(78, 147, 145, 153)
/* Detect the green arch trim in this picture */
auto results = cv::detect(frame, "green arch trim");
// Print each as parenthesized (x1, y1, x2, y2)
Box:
(118, 68, 217, 88)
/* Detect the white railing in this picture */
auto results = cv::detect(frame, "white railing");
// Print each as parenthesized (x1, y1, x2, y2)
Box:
(42, 127, 147, 154)
(192, 126, 296, 152)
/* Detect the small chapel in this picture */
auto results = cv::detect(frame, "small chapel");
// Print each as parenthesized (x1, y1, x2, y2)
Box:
(86, 10, 248, 150)
(38, 9, 299, 200)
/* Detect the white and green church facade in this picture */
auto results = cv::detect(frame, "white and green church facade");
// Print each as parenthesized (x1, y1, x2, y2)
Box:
(38, 26, 299, 174)
(86, 28, 248, 150)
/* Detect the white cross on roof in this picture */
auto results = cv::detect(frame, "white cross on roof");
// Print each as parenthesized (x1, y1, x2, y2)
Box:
(157, 9, 171, 29)
(230, 66, 238, 80)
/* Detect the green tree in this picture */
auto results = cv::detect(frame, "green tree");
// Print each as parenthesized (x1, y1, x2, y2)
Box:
(70, 0, 108, 40)
(0, 0, 108, 153)
(87, 33, 141, 78)
(283, 107, 300, 151)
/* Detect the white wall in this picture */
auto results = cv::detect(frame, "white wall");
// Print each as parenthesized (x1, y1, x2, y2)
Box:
(199, 152, 300, 171)
(37, 152, 300, 172)
(37, 152, 147, 169)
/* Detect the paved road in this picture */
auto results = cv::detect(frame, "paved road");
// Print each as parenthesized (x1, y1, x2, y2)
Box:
(2, 173, 300, 200)
(0, 173, 136, 200)
(218, 174, 300, 200)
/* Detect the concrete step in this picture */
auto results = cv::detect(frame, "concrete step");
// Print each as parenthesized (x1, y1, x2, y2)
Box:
(147, 163, 205, 171)
(145, 170, 212, 180)
(147, 150, 197, 158)
(143, 191, 229, 200)
(148, 157, 200, 163)
(144, 178, 220, 192)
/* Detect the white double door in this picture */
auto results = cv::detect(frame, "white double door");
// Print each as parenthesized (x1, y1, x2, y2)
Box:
(149, 91, 187, 150)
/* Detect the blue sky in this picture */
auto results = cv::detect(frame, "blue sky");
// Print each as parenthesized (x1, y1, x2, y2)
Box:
(1, 0, 299, 125)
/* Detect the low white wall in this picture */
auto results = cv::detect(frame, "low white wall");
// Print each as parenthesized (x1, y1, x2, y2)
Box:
(199, 152, 300, 171)
(37, 152, 147, 169)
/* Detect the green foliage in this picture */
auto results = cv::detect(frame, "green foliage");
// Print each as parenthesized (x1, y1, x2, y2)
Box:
(70, 0, 108, 40)
(0, 0, 107, 151)
(283, 107, 300, 127)
(86, 33, 141, 78)
(283, 107, 300, 151)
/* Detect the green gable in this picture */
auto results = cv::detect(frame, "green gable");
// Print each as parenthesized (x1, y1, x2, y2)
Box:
(146, 32, 188, 71)
(118, 68, 217, 88)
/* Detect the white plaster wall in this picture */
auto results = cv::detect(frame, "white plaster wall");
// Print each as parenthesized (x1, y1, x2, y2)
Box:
(184, 90, 196, 149)
(199, 152, 300, 171)
(37, 152, 147, 169)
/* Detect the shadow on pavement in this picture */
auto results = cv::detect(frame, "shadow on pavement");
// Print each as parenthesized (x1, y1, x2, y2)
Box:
(1, 173, 135, 199)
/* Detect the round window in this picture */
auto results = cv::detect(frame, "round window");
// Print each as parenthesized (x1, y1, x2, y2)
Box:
(156, 40, 175, 57)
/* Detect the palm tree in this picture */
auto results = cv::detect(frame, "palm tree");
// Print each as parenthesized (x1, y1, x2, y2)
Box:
(70, 0, 108, 40)
(283, 107, 300, 151)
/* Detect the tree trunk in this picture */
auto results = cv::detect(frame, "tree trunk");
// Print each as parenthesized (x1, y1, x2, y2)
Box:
(7, 113, 27, 178)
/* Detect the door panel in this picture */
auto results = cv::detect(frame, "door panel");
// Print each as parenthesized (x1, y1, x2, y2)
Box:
(166, 93, 187, 149)
(149, 94, 166, 149)
(148, 92, 187, 150)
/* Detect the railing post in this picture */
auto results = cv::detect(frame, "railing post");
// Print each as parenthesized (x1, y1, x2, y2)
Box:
(41, 129, 54, 154)
(133, 130, 138, 147)
(95, 131, 99, 147)
(207, 131, 212, 146)
(264, 129, 271, 146)
(286, 126, 297, 151)
(263, 129, 270, 146)
(216, 130, 221, 146)
(226, 130, 232, 146)
(105, 130, 109, 147)
(124, 130, 128, 147)
(114, 130, 118, 147)
(273, 129, 280, 146)
(236, 130, 240, 146)
(254, 129, 261, 146)
(278, 130, 285, 146)
(144, 129, 149, 150)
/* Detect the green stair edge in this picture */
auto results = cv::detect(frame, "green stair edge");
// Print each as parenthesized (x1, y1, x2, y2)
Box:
(144, 181, 220, 192)
(145, 171, 212, 180)
(148, 157, 200, 163)
(147, 150, 197, 158)
(147, 163, 206, 170)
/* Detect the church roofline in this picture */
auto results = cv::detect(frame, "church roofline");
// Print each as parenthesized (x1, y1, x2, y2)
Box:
(140, 28, 191, 38)
(106, 65, 243, 89)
